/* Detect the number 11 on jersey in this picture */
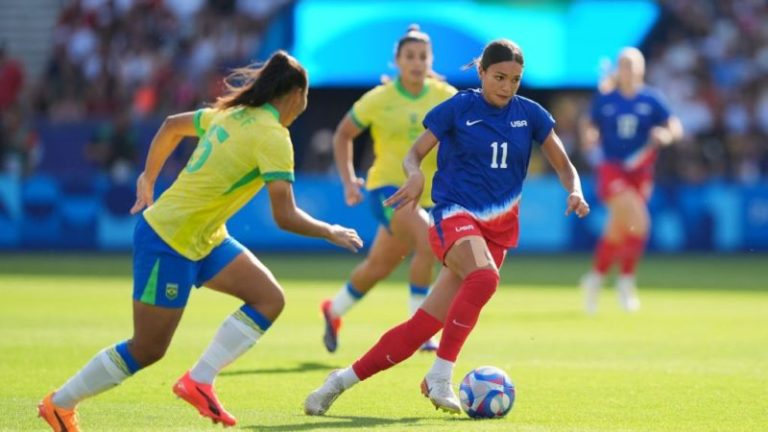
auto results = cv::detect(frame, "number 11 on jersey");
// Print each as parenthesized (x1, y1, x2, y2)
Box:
(490, 141, 508, 169)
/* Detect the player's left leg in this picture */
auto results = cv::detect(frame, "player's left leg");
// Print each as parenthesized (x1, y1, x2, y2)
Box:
(40, 220, 191, 431)
(615, 187, 650, 311)
(40, 302, 184, 432)
(175, 242, 282, 426)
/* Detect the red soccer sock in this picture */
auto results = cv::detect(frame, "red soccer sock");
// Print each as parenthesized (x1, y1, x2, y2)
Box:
(352, 309, 442, 381)
(620, 234, 647, 275)
(436, 269, 499, 362)
(593, 238, 621, 275)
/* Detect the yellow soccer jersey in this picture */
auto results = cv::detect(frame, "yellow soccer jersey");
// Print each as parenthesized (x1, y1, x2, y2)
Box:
(350, 77, 456, 207)
(143, 104, 294, 260)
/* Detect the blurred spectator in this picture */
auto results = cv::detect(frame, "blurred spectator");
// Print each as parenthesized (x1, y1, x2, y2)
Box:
(84, 110, 138, 183)
(0, 107, 40, 176)
(0, 43, 25, 113)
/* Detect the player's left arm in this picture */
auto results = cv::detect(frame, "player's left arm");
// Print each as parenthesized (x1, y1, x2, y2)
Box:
(650, 115, 683, 147)
(131, 112, 197, 214)
(540, 130, 590, 218)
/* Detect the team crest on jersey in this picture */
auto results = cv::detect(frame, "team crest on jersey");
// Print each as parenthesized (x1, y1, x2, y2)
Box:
(601, 105, 615, 116)
(409, 112, 418, 124)
(635, 103, 652, 115)
(165, 283, 179, 300)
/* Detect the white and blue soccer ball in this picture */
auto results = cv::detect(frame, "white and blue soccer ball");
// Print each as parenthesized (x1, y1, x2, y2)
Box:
(459, 366, 515, 419)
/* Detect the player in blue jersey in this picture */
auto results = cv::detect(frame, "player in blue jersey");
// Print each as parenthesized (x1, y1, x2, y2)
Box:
(579, 48, 682, 314)
(305, 39, 590, 416)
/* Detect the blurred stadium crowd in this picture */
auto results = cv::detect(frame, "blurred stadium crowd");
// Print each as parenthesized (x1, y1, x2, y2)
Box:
(0, 0, 766, 182)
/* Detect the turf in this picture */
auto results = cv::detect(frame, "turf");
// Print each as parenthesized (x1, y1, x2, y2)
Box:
(1, 253, 766, 431)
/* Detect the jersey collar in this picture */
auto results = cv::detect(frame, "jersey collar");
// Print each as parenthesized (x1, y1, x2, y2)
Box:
(395, 77, 429, 100)
(262, 103, 280, 122)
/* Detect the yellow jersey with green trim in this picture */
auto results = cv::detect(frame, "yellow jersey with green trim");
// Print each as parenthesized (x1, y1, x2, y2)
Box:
(350, 77, 456, 207)
(143, 104, 294, 260)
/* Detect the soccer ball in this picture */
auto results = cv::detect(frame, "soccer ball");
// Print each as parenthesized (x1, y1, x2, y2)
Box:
(459, 366, 515, 419)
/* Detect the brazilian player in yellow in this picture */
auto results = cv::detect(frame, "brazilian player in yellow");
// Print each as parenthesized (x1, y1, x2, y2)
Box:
(38, 51, 363, 432)
(321, 25, 457, 353)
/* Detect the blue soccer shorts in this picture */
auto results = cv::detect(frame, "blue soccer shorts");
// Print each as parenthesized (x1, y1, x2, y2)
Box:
(132, 215, 246, 308)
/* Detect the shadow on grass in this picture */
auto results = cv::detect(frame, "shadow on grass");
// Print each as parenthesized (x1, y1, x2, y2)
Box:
(220, 362, 339, 377)
(243, 415, 422, 431)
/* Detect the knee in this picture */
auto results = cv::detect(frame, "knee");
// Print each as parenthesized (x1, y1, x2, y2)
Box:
(130, 340, 169, 367)
(251, 285, 285, 320)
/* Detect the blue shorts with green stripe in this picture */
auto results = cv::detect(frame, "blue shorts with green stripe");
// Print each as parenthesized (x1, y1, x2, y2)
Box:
(368, 186, 400, 233)
(132, 215, 246, 308)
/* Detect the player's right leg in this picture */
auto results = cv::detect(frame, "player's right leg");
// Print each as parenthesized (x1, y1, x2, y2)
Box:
(392, 205, 439, 351)
(178, 246, 285, 426)
(304, 268, 459, 416)
(322, 226, 408, 352)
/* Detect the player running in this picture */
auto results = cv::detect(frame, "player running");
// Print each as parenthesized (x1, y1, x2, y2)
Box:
(38, 51, 362, 431)
(579, 47, 683, 313)
(321, 24, 456, 353)
(304, 39, 589, 416)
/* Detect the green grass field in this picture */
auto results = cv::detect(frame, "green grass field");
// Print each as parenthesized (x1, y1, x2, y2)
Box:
(1, 253, 766, 431)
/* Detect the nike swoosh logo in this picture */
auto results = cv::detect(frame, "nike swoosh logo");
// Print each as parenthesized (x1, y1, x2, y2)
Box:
(196, 386, 221, 416)
(452, 319, 472, 329)
(386, 354, 396, 365)
(54, 410, 69, 432)
(466, 119, 482, 126)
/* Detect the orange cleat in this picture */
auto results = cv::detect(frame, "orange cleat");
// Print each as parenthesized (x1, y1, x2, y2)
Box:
(173, 371, 236, 427)
(38, 393, 80, 432)
(321, 299, 342, 353)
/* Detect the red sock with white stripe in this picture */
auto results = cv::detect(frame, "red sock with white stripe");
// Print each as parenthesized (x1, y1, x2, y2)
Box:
(435, 269, 499, 363)
(351, 309, 442, 381)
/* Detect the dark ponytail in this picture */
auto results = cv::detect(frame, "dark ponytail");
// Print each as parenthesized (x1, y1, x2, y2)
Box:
(214, 50, 307, 110)
(463, 39, 524, 71)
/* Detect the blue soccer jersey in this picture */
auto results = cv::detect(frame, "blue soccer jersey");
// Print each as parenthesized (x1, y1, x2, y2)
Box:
(424, 89, 555, 247)
(590, 87, 671, 170)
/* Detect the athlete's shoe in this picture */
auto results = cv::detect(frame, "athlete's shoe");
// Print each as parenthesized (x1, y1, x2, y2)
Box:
(617, 275, 641, 312)
(304, 369, 345, 416)
(420, 374, 461, 414)
(418, 337, 439, 352)
(38, 392, 80, 432)
(580, 271, 603, 314)
(173, 371, 236, 427)
(321, 299, 342, 353)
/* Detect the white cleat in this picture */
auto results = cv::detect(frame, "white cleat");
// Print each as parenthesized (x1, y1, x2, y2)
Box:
(580, 272, 603, 314)
(617, 275, 641, 312)
(304, 369, 345, 416)
(420, 374, 461, 414)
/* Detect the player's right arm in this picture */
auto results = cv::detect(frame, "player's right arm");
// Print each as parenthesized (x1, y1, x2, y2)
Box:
(383, 129, 438, 210)
(333, 114, 366, 206)
(267, 179, 363, 252)
(131, 112, 197, 214)
(579, 95, 603, 167)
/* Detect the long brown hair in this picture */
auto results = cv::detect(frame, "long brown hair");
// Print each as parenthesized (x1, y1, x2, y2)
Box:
(214, 50, 307, 110)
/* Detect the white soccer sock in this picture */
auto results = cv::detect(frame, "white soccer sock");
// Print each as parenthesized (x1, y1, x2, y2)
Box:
(330, 282, 363, 318)
(408, 284, 430, 316)
(190, 313, 262, 384)
(428, 356, 455, 380)
(52, 347, 131, 409)
(338, 367, 360, 390)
